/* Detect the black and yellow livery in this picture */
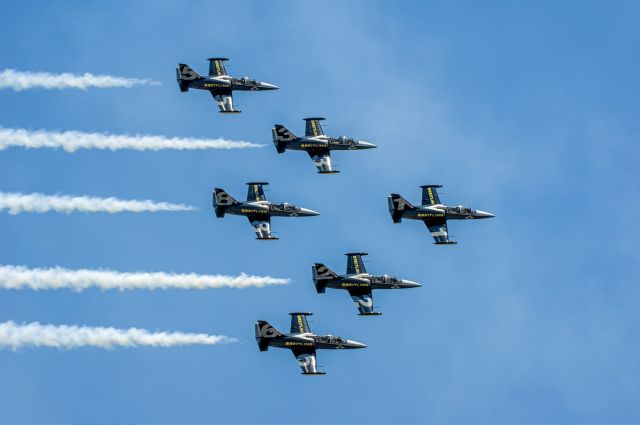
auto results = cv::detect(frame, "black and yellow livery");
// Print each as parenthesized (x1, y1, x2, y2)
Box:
(388, 185, 495, 244)
(272, 117, 376, 173)
(176, 57, 278, 113)
(312, 253, 421, 315)
(212, 182, 319, 240)
(255, 312, 366, 375)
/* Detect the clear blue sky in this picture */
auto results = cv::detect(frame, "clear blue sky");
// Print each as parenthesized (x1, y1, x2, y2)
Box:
(1, 1, 639, 424)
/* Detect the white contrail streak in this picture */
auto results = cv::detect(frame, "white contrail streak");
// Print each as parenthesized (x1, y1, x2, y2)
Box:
(0, 69, 159, 91)
(0, 321, 235, 350)
(0, 192, 194, 214)
(0, 265, 291, 291)
(0, 127, 262, 152)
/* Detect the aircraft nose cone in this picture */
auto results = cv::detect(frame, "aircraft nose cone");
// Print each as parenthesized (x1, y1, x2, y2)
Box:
(260, 82, 279, 90)
(357, 141, 377, 149)
(346, 340, 367, 349)
(299, 208, 320, 216)
(475, 210, 495, 218)
(401, 279, 422, 288)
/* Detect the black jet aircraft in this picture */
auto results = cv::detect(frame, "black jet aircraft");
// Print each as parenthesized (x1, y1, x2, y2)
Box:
(212, 182, 318, 240)
(388, 185, 495, 244)
(176, 57, 278, 113)
(272, 117, 376, 173)
(312, 253, 421, 315)
(255, 312, 366, 375)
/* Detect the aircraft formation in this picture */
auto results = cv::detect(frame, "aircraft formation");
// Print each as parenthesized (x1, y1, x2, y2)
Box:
(178, 56, 496, 374)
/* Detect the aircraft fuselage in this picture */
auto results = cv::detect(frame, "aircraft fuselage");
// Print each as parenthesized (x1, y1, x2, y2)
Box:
(401, 204, 495, 221)
(268, 333, 366, 350)
(223, 201, 318, 218)
(324, 274, 421, 290)
(284, 135, 376, 152)
(188, 75, 278, 92)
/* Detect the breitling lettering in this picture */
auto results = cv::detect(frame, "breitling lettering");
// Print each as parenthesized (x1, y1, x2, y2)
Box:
(352, 256, 360, 274)
(297, 315, 304, 333)
(285, 341, 314, 347)
(427, 188, 435, 204)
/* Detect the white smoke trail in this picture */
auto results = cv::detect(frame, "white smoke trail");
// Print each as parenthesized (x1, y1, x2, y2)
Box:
(0, 321, 235, 350)
(0, 127, 262, 152)
(0, 192, 194, 214)
(0, 265, 291, 291)
(0, 69, 159, 91)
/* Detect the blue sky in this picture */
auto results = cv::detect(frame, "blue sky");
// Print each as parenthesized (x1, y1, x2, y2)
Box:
(1, 1, 639, 423)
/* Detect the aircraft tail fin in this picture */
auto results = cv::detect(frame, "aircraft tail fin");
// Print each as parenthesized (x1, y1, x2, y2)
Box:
(176, 64, 202, 92)
(212, 188, 239, 218)
(304, 117, 326, 137)
(388, 194, 415, 223)
(272, 125, 300, 153)
(312, 263, 339, 293)
(207, 57, 229, 77)
(255, 320, 283, 352)
(420, 184, 443, 206)
(345, 253, 368, 275)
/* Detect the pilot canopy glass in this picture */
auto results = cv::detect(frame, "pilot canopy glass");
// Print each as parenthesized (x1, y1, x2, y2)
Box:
(317, 335, 347, 344)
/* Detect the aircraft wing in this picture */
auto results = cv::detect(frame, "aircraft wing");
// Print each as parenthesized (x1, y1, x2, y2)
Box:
(247, 215, 277, 240)
(307, 149, 336, 173)
(348, 288, 378, 315)
(291, 347, 323, 374)
(209, 89, 239, 113)
(423, 216, 454, 244)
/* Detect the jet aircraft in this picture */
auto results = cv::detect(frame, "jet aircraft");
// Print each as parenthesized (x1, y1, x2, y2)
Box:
(272, 117, 376, 173)
(255, 312, 366, 375)
(212, 182, 318, 240)
(388, 185, 495, 244)
(176, 57, 278, 113)
(312, 253, 421, 315)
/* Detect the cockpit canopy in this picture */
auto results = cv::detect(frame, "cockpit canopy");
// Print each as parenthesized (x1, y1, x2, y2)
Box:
(372, 274, 399, 284)
(448, 205, 474, 214)
(334, 136, 356, 145)
(272, 202, 300, 212)
(236, 77, 258, 86)
(317, 335, 347, 344)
